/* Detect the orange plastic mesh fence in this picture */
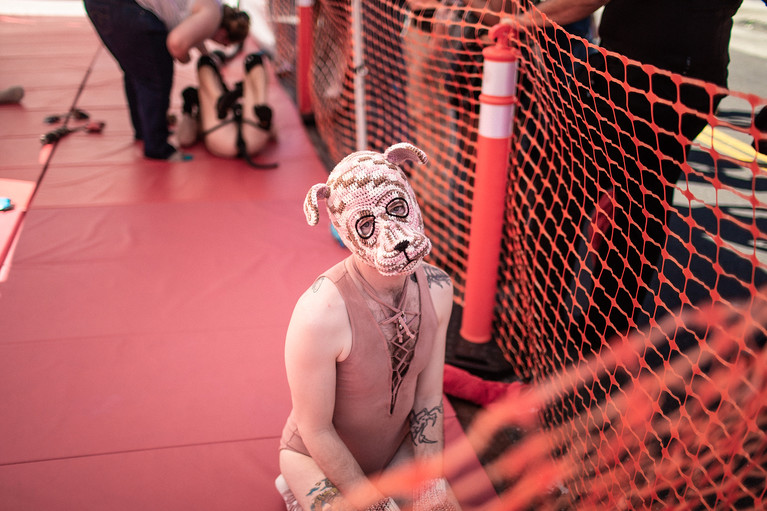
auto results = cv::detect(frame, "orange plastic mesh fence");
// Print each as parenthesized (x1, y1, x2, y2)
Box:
(269, 0, 767, 508)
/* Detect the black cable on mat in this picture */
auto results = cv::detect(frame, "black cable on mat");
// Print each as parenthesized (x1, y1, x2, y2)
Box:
(32, 46, 102, 204)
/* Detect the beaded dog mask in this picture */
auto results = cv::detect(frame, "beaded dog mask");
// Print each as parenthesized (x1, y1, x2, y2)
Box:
(304, 143, 432, 276)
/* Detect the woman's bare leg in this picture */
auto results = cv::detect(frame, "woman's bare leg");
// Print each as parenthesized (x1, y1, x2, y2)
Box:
(240, 52, 273, 155)
(197, 55, 239, 158)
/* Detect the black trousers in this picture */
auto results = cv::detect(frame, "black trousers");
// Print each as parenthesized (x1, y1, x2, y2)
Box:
(84, 0, 176, 159)
(559, 52, 724, 345)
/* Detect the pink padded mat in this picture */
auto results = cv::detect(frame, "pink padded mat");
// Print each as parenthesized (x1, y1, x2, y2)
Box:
(0, 12, 499, 510)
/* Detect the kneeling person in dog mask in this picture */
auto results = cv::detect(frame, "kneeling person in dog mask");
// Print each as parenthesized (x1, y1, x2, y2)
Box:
(277, 143, 461, 510)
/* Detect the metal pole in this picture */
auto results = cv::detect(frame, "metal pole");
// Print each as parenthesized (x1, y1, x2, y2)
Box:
(297, 0, 314, 116)
(351, 0, 367, 151)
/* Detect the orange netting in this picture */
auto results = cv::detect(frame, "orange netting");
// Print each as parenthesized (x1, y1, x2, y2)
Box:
(268, 0, 767, 508)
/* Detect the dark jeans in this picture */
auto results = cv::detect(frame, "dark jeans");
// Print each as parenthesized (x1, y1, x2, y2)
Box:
(563, 52, 724, 344)
(84, 0, 176, 159)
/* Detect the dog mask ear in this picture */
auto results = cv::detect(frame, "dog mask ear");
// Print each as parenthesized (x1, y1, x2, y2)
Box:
(304, 183, 330, 226)
(383, 142, 428, 167)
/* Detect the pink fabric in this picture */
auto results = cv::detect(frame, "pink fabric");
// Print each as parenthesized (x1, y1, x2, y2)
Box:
(279, 256, 438, 475)
(0, 14, 499, 509)
(443, 364, 527, 407)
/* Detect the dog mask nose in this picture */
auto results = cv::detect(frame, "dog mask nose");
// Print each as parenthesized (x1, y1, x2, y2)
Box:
(394, 240, 409, 252)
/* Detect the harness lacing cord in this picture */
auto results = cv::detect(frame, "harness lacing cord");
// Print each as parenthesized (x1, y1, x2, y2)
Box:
(351, 260, 421, 414)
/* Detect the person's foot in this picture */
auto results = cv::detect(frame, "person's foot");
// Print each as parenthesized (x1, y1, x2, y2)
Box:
(216, 82, 243, 120)
(182, 87, 199, 116)
(274, 475, 301, 511)
(254, 104, 273, 131)
(167, 150, 193, 162)
(176, 113, 199, 148)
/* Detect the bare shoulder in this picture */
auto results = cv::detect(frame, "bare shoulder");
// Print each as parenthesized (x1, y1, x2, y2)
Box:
(286, 275, 351, 361)
(292, 276, 349, 331)
(420, 263, 454, 319)
(421, 263, 453, 293)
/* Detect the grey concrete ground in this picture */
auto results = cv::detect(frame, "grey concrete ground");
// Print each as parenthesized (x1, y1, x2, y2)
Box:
(662, 0, 767, 315)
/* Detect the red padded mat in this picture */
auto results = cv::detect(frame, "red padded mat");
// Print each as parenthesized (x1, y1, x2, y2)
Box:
(0, 10, 499, 510)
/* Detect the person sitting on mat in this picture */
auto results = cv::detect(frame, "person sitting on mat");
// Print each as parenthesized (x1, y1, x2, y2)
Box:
(83, 0, 250, 161)
(175, 51, 274, 166)
(276, 143, 462, 510)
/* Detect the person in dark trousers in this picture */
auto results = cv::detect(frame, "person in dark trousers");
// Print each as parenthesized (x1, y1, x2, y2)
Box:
(83, 0, 250, 160)
(755, 105, 767, 155)
(501, 0, 759, 344)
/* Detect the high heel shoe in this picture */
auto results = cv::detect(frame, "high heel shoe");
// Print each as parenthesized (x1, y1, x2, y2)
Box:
(216, 81, 243, 120)
(253, 104, 272, 131)
(181, 86, 198, 116)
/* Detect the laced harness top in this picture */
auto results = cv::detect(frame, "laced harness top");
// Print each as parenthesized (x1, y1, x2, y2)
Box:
(351, 260, 421, 414)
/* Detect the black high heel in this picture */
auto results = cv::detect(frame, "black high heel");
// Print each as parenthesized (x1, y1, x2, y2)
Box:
(254, 104, 272, 131)
(216, 81, 243, 120)
(181, 86, 199, 115)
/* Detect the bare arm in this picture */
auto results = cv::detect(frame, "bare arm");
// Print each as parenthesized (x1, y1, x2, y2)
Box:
(409, 264, 461, 508)
(444, 0, 608, 29)
(407, 0, 606, 45)
(166, 0, 222, 63)
(284, 277, 389, 508)
(503, 0, 609, 29)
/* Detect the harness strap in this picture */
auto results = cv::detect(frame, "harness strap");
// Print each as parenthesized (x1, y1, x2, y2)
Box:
(195, 58, 278, 169)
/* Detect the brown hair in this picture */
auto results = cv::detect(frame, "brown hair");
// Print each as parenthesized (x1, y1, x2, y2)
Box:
(221, 5, 250, 44)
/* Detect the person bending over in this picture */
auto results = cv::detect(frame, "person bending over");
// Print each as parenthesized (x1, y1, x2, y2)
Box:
(83, 0, 250, 160)
(176, 51, 273, 163)
(277, 143, 462, 510)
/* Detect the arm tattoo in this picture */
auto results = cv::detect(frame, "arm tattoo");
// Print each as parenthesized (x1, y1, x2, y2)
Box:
(409, 401, 443, 445)
(311, 276, 326, 293)
(307, 478, 341, 510)
(423, 265, 451, 289)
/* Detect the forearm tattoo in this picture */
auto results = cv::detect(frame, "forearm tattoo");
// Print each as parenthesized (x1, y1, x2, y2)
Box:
(409, 401, 443, 445)
(307, 478, 341, 510)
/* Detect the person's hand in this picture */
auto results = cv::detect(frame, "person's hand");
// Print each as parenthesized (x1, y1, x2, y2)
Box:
(176, 53, 191, 64)
(365, 497, 401, 511)
(407, 0, 442, 11)
(412, 478, 461, 511)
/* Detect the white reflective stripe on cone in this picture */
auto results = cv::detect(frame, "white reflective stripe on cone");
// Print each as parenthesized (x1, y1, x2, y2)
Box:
(478, 103, 516, 139)
(481, 60, 518, 98)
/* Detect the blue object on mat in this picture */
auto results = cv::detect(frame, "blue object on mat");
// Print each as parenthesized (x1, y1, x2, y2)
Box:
(330, 224, 345, 248)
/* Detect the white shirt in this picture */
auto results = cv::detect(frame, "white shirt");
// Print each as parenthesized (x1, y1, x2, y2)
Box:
(135, 0, 195, 30)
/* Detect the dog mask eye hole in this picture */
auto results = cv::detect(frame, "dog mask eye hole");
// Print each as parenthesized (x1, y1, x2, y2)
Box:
(387, 197, 409, 218)
(356, 215, 376, 239)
